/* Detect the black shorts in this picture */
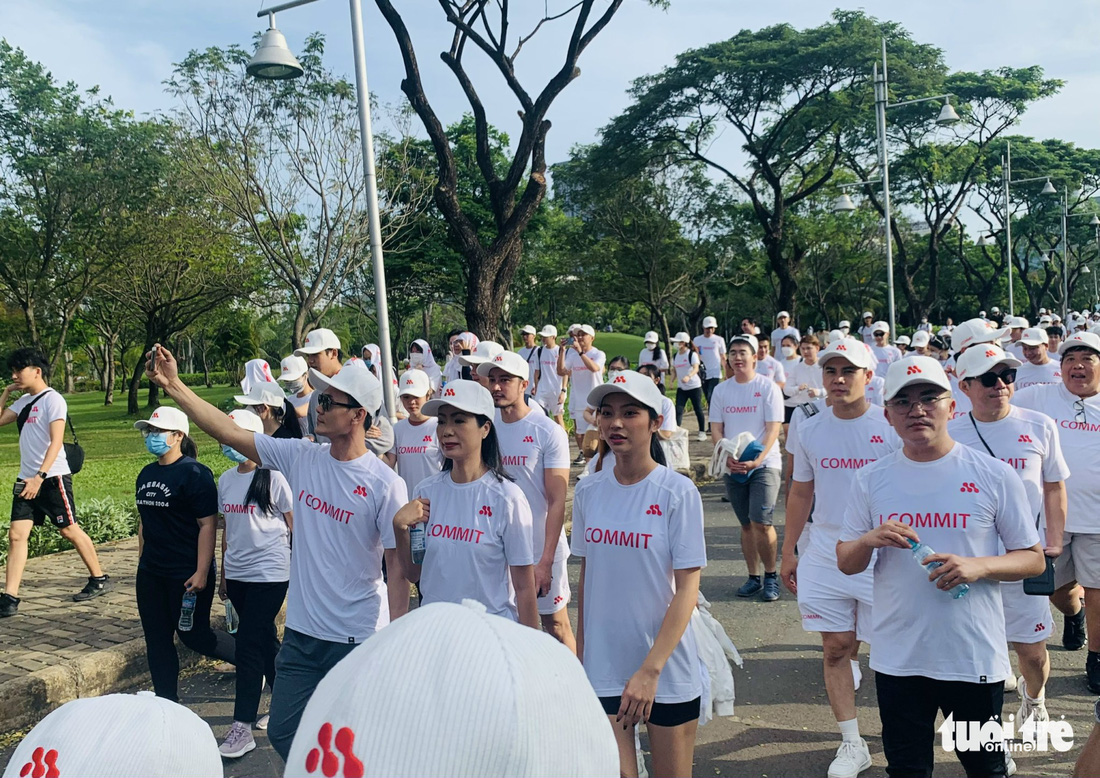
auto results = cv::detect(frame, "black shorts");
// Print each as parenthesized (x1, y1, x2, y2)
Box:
(11, 475, 77, 528)
(783, 405, 796, 424)
(598, 695, 700, 727)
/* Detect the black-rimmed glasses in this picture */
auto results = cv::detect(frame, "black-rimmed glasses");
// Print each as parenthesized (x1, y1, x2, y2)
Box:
(884, 394, 951, 413)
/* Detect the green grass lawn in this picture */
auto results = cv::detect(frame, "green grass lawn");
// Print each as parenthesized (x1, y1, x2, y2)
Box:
(593, 331, 646, 364)
(0, 385, 243, 507)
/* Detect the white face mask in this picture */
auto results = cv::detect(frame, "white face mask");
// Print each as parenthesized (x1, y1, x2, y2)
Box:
(607, 370, 625, 383)
(409, 353, 424, 367)
(781, 346, 796, 358)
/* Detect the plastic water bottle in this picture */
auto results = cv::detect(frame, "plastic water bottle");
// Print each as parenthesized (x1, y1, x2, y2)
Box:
(410, 524, 426, 565)
(224, 600, 239, 634)
(908, 539, 969, 599)
(179, 590, 197, 631)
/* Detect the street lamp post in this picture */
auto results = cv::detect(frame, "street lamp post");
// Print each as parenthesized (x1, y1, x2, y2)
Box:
(247, 0, 399, 421)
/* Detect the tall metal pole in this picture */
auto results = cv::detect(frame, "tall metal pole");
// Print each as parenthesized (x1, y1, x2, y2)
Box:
(348, 0, 398, 421)
(876, 40, 897, 337)
(1063, 191, 1069, 321)
(1003, 141, 1014, 314)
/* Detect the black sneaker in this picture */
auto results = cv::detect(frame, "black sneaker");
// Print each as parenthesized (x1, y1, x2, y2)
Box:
(1087, 651, 1100, 694)
(1064, 607, 1087, 651)
(761, 575, 781, 602)
(0, 593, 20, 617)
(572, 453, 586, 466)
(73, 575, 112, 602)
(736, 577, 763, 598)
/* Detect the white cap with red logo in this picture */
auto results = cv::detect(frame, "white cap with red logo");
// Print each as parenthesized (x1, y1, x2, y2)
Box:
(1, 691, 223, 777)
(538, 325, 558, 338)
(1059, 330, 1100, 357)
(227, 408, 264, 434)
(1019, 327, 1049, 346)
(397, 370, 431, 398)
(134, 406, 190, 435)
(294, 328, 341, 356)
(911, 330, 931, 348)
(586, 370, 664, 416)
(283, 600, 617, 778)
(477, 351, 530, 381)
(458, 341, 505, 367)
(278, 355, 309, 382)
(233, 383, 286, 408)
(883, 356, 951, 401)
(950, 318, 1010, 353)
(819, 338, 874, 370)
(422, 379, 495, 418)
(955, 344, 1021, 381)
(702, 316, 718, 329)
(309, 367, 382, 415)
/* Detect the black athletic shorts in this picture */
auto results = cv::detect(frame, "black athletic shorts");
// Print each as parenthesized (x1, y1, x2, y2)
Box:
(11, 474, 77, 528)
(598, 695, 701, 727)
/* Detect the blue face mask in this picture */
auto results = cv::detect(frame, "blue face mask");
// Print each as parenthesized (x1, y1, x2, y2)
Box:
(144, 432, 172, 457)
(221, 444, 248, 464)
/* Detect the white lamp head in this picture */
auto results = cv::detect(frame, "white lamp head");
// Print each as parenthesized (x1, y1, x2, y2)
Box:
(1083, 266, 1092, 274)
(977, 234, 992, 247)
(832, 193, 857, 214)
(1090, 215, 1100, 226)
(936, 101, 961, 126)
(1041, 179, 1058, 196)
(247, 16, 304, 80)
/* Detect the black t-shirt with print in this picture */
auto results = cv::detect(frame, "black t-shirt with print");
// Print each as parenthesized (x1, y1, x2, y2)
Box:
(135, 456, 219, 578)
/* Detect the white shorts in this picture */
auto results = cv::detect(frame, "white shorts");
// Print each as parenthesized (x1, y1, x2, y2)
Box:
(571, 410, 593, 434)
(535, 392, 565, 416)
(1002, 580, 1053, 644)
(537, 553, 571, 616)
(796, 546, 874, 642)
(1055, 532, 1100, 589)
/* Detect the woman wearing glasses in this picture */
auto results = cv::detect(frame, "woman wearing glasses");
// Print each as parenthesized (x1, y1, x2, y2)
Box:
(392, 380, 538, 627)
(133, 406, 235, 704)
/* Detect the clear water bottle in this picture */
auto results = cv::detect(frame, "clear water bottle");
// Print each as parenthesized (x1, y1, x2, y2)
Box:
(224, 600, 239, 634)
(179, 590, 197, 631)
(410, 524, 426, 565)
(908, 538, 969, 599)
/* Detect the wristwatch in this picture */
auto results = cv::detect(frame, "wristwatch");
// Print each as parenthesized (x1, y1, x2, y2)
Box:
(36, 471, 47, 479)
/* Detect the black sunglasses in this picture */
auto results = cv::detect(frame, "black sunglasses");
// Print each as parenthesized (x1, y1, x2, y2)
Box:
(317, 393, 360, 412)
(973, 368, 1017, 388)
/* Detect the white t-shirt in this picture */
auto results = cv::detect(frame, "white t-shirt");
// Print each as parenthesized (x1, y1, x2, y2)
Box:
(442, 357, 463, 386)
(784, 399, 826, 456)
(1016, 383, 1100, 533)
(534, 345, 564, 401)
(1015, 359, 1061, 390)
(571, 465, 707, 703)
(792, 406, 900, 557)
(672, 350, 702, 390)
(756, 355, 787, 385)
(858, 324, 876, 344)
(391, 417, 441, 496)
(870, 344, 902, 378)
(708, 375, 785, 469)
(10, 389, 69, 479)
(255, 436, 407, 643)
(517, 346, 540, 376)
(565, 348, 606, 412)
(839, 444, 1039, 682)
(949, 407, 1069, 541)
(867, 375, 885, 406)
(638, 348, 670, 373)
(770, 326, 800, 354)
(413, 471, 535, 621)
(947, 380, 971, 421)
(218, 466, 293, 582)
(783, 359, 823, 406)
(693, 334, 726, 379)
(659, 396, 676, 432)
(494, 409, 571, 562)
(287, 391, 312, 411)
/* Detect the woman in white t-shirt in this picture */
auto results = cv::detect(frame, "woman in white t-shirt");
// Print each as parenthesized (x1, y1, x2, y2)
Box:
(216, 410, 293, 758)
(388, 370, 442, 490)
(671, 332, 706, 441)
(392, 380, 538, 626)
(638, 331, 670, 387)
(408, 339, 443, 397)
(276, 355, 313, 418)
(572, 371, 707, 778)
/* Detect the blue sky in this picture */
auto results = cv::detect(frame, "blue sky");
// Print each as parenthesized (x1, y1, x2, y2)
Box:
(4, 0, 1100, 166)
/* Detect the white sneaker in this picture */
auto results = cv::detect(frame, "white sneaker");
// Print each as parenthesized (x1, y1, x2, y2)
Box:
(254, 714, 270, 731)
(851, 659, 862, 691)
(1016, 677, 1049, 724)
(1006, 753, 1017, 776)
(1004, 673, 1017, 693)
(696, 431, 707, 442)
(827, 738, 872, 778)
(219, 721, 256, 758)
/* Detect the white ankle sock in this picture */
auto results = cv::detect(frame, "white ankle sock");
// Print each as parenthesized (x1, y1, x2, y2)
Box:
(851, 659, 862, 690)
(838, 718, 861, 743)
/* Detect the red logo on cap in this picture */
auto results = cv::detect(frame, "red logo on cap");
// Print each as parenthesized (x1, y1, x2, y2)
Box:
(305, 723, 363, 778)
(837, 344, 847, 351)
(523, 435, 534, 443)
(645, 504, 663, 516)
(1018, 434, 1032, 443)
(352, 485, 368, 497)
(19, 747, 59, 778)
(906, 365, 922, 375)
(423, 435, 433, 443)
(478, 505, 493, 517)
(494, 355, 504, 362)
(405, 379, 413, 385)
(985, 349, 997, 358)
(613, 375, 627, 384)
(444, 388, 456, 397)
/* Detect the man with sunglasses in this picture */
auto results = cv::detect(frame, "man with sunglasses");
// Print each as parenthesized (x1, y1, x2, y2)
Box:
(1016, 331, 1100, 689)
(950, 345, 1069, 726)
(144, 343, 410, 762)
(838, 356, 1044, 778)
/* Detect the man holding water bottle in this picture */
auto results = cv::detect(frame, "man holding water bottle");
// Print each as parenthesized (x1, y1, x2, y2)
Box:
(837, 356, 1045, 778)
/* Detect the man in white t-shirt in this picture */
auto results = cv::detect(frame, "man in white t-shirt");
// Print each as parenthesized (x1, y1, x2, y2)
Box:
(531, 325, 567, 433)
(558, 325, 606, 464)
(770, 310, 801, 355)
(709, 334, 785, 602)
(479, 352, 576, 651)
(1003, 317, 1028, 360)
(950, 345, 1069, 726)
(837, 357, 1044, 778)
(868, 322, 902, 378)
(0, 349, 110, 617)
(516, 325, 539, 375)
(1015, 331, 1100, 690)
(781, 338, 898, 778)
(755, 339, 787, 389)
(693, 316, 727, 420)
(917, 316, 932, 333)
(857, 312, 875, 344)
(1015, 327, 1061, 389)
(146, 343, 410, 762)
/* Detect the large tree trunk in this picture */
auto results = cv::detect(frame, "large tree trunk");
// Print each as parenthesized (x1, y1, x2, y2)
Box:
(422, 301, 433, 340)
(103, 337, 116, 406)
(126, 354, 146, 416)
(63, 350, 75, 393)
(465, 243, 522, 341)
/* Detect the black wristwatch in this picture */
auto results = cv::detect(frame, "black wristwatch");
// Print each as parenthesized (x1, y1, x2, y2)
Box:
(36, 471, 47, 479)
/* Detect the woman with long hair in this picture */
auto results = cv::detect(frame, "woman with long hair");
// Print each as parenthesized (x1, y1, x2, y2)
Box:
(392, 380, 538, 626)
(572, 371, 706, 778)
(133, 406, 235, 704)
(234, 383, 302, 439)
(215, 410, 293, 758)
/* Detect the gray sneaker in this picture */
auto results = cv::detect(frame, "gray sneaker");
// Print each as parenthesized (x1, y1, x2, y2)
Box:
(736, 578, 763, 598)
(762, 576, 781, 602)
(219, 721, 256, 758)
